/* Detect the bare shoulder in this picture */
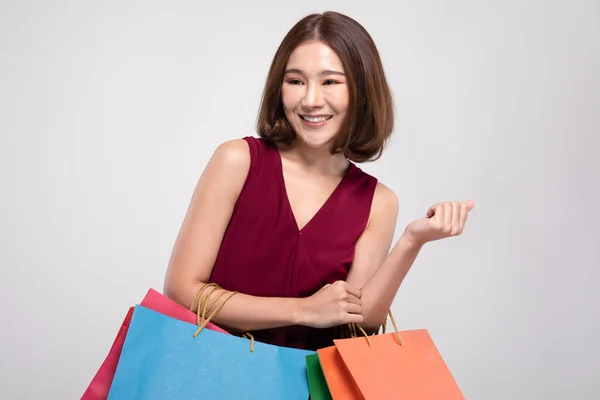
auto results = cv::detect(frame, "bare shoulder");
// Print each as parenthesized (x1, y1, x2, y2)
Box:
(209, 138, 251, 172)
(346, 180, 399, 287)
(369, 181, 399, 225)
(373, 181, 399, 209)
(196, 138, 251, 201)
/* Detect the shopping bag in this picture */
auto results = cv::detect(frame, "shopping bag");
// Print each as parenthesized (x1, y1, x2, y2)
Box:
(107, 305, 315, 400)
(81, 307, 134, 400)
(306, 353, 333, 400)
(333, 326, 465, 399)
(316, 345, 363, 400)
(81, 288, 227, 399)
(140, 288, 227, 333)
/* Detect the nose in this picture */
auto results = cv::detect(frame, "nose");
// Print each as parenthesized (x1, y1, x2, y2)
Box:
(301, 82, 325, 109)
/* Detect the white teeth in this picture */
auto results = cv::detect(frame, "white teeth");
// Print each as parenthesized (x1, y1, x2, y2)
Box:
(302, 115, 330, 123)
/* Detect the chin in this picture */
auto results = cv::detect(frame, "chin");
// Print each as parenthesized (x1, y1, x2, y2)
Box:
(295, 130, 336, 149)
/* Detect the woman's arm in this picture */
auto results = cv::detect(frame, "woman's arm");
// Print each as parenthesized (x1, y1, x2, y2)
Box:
(353, 232, 424, 332)
(344, 183, 405, 331)
(163, 139, 362, 332)
(346, 185, 473, 332)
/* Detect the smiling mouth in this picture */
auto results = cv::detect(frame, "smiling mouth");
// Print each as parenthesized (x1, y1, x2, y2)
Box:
(300, 115, 333, 123)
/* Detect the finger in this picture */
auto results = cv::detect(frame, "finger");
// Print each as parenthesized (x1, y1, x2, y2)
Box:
(459, 203, 469, 233)
(345, 313, 364, 325)
(430, 203, 443, 226)
(451, 202, 460, 235)
(426, 205, 436, 218)
(344, 283, 362, 299)
(345, 303, 362, 315)
(464, 200, 475, 211)
(345, 294, 362, 305)
(443, 202, 452, 232)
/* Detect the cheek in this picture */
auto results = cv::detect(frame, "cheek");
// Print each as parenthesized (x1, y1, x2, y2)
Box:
(333, 100, 349, 117)
(331, 89, 349, 114)
(340, 99, 349, 114)
(281, 86, 299, 112)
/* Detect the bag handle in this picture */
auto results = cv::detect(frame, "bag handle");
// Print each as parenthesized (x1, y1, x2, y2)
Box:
(189, 284, 256, 352)
(189, 283, 237, 334)
(349, 310, 403, 347)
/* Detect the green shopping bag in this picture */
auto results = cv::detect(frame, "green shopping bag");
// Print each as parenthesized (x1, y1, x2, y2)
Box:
(306, 353, 333, 400)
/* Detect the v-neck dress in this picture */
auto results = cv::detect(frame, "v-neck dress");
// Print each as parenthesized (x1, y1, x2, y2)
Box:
(208, 136, 378, 350)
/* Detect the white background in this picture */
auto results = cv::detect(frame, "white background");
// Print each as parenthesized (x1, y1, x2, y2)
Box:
(1, 1, 599, 398)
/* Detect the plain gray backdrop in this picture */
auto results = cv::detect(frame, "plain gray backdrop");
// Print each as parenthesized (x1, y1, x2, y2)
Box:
(1, 1, 598, 398)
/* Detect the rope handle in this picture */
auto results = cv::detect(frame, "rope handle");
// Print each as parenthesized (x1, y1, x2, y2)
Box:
(190, 283, 232, 327)
(189, 283, 255, 352)
(190, 283, 222, 322)
(192, 287, 238, 337)
(349, 310, 403, 347)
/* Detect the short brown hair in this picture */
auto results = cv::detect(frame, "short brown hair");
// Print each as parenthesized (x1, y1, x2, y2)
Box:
(256, 11, 394, 163)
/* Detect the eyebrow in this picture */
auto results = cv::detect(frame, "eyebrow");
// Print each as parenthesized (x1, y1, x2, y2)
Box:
(284, 68, 345, 76)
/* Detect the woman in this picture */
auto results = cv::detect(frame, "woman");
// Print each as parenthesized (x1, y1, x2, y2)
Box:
(163, 11, 474, 351)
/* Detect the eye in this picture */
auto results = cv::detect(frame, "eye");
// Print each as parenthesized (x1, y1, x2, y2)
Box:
(286, 79, 304, 85)
(323, 80, 339, 85)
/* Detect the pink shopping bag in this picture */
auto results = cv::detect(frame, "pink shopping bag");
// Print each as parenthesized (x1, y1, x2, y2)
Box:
(81, 288, 228, 399)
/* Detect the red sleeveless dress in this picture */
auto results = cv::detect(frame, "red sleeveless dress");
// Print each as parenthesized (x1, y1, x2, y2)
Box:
(208, 136, 378, 351)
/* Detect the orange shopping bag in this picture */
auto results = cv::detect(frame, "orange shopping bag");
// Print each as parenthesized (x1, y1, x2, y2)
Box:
(332, 313, 465, 399)
(316, 345, 363, 400)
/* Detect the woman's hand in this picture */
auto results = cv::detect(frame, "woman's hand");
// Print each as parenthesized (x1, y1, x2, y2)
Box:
(298, 281, 363, 328)
(404, 200, 475, 246)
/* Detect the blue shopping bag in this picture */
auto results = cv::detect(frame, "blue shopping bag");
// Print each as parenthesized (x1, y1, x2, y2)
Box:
(107, 305, 314, 400)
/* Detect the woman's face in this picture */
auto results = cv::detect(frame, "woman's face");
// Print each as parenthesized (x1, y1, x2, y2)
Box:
(281, 41, 349, 149)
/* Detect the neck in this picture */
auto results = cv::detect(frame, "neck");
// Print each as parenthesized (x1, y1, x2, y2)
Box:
(278, 139, 349, 176)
